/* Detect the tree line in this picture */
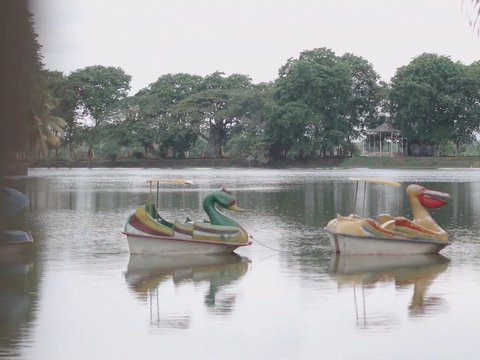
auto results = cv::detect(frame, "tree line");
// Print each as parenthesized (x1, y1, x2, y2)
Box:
(44, 49, 480, 163)
(8, 9, 480, 166)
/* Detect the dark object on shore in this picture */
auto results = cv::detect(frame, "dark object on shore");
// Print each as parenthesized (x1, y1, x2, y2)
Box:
(0, 187, 34, 253)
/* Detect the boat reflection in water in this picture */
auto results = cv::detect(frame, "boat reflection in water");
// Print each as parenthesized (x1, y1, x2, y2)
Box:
(0, 253, 36, 358)
(125, 254, 250, 329)
(328, 253, 450, 329)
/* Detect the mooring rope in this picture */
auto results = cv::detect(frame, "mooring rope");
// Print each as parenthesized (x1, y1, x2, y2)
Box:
(249, 234, 295, 253)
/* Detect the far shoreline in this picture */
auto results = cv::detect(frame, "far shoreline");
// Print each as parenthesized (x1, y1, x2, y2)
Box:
(25, 156, 480, 171)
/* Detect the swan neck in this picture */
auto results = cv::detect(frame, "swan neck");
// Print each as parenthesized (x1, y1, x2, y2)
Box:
(408, 193, 429, 219)
(203, 195, 236, 227)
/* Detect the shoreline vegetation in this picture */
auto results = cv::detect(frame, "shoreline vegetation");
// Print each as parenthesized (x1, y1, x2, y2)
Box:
(4, 3, 480, 183)
(22, 156, 480, 172)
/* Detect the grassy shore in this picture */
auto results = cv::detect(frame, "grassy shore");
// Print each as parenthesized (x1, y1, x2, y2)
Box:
(27, 156, 480, 170)
(339, 156, 480, 168)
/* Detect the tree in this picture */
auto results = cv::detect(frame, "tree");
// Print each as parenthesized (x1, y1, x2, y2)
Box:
(172, 72, 254, 158)
(449, 61, 480, 154)
(0, 2, 66, 165)
(390, 53, 480, 155)
(266, 100, 313, 159)
(225, 83, 272, 164)
(1, 2, 39, 168)
(44, 70, 78, 160)
(464, 0, 480, 33)
(340, 53, 382, 132)
(134, 73, 204, 157)
(68, 66, 131, 164)
(28, 74, 66, 160)
(267, 48, 367, 159)
(95, 96, 155, 160)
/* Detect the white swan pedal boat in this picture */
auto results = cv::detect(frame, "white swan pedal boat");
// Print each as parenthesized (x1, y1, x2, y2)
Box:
(324, 178, 450, 255)
(123, 179, 251, 255)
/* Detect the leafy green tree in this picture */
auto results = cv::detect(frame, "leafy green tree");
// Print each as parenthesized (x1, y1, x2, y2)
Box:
(134, 73, 204, 157)
(95, 97, 153, 159)
(340, 53, 382, 132)
(448, 61, 480, 154)
(0, 3, 65, 163)
(172, 72, 254, 158)
(266, 100, 312, 159)
(68, 66, 131, 162)
(1, 2, 40, 167)
(44, 70, 78, 160)
(267, 48, 359, 159)
(390, 53, 480, 155)
(370, 81, 392, 128)
(225, 83, 272, 164)
(29, 75, 66, 159)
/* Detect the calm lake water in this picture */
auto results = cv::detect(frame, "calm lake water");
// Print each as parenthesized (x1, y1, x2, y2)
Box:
(1, 167, 480, 359)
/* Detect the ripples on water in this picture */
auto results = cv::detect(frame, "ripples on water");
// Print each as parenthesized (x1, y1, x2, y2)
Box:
(1, 168, 480, 359)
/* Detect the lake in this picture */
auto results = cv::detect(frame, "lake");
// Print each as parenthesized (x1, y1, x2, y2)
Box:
(1, 167, 480, 359)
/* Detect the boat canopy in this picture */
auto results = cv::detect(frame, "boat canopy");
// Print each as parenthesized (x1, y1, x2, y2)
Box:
(146, 179, 193, 185)
(349, 178, 401, 188)
(146, 179, 193, 208)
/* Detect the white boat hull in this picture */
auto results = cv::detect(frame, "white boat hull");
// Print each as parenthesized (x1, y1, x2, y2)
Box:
(125, 253, 249, 288)
(328, 253, 449, 275)
(326, 231, 449, 255)
(124, 232, 250, 255)
(0, 230, 34, 256)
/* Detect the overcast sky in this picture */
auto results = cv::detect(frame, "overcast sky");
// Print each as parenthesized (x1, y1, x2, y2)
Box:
(32, 0, 479, 94)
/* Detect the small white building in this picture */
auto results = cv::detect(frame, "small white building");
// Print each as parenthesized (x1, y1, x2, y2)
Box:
(363, 121, 405, 157)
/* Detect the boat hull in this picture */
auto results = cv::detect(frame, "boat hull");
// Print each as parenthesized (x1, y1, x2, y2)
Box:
(124, 232, 250, 255)
(0, 230, 34, 256)
(126, 253, 249, 290)
(326, 231, 449, 255)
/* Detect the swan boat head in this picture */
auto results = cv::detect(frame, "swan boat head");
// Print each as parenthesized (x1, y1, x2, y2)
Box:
(401, 184, 449, 240)
(202, 188, 245, 227)
(406, 184, 449, 213)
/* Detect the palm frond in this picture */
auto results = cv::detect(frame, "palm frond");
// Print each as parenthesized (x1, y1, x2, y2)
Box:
(46, 132, 61, 147)
(46, 115, 66, 131)
(463, 0, 480, 34)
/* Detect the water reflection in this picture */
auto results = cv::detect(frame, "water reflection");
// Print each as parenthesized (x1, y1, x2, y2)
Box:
(16, 172, 480, 240)
(0, 253, 38, 358)
(2, 168, 480, 359)
(125, 254, 250, 329)
(328, 254, 450, 329)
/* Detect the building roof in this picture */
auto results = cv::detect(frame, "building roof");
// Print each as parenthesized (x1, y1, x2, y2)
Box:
(368, 121, 401, 134)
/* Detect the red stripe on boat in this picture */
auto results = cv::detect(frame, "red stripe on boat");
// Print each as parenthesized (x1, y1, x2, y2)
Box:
(365, 219, 393, 236)
(395, 219, 436, 234)
(129, 215, 169, 236)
